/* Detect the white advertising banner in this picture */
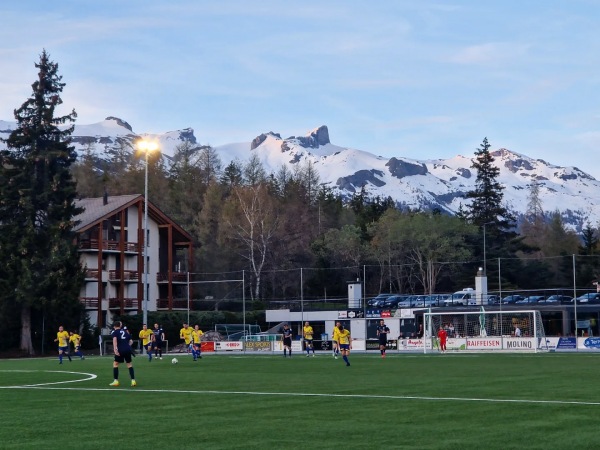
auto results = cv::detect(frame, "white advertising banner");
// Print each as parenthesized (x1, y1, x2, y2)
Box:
(502, 337, 536, 351)
(350, 339, 366, 351)
(578, 336, 600, 351)
(398, 338, 425, 350)
(445, 338, 466, 350)
(466, 338, 502, 350)
(214, 341, 244, 351)
(273, 341, 303, 352)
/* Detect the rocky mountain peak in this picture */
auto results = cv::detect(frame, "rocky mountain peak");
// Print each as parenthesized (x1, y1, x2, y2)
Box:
(105, 116, 133, 132)
(284, 125, 330, 149)
(251, 132, 282, 150)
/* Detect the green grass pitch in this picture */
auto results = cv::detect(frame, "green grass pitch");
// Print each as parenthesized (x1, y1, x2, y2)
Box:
(0, 351, 598, 449)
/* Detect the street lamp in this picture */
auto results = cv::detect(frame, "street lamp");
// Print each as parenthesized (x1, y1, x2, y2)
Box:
(482, 221, 494, 275)
(137, 139, 159, 327)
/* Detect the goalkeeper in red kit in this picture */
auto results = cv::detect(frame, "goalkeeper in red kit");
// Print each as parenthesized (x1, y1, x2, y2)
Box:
(437, 326, 448, 353)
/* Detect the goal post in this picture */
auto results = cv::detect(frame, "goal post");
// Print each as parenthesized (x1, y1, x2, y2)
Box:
(424, 309, 546, 353)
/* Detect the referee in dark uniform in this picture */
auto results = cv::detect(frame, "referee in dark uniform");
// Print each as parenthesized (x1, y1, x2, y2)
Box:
(376, 319, 390, 358)
(282, 323, 293, 357)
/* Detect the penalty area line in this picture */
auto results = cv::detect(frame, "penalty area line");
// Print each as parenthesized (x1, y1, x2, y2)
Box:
(5, 385, 600, 407)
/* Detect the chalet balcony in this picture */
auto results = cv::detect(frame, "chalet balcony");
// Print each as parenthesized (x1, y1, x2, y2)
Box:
(156, 272, 189, 283)
(79, 239, 139, 253)
(85, 269, 100, 280)
(109, 270, 139, 282)
(157, 298, 190, 310)
(79, 297, 99, 309)
(108, 298, 140, 310)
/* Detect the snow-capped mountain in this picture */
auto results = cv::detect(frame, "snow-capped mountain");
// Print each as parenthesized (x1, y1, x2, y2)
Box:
(1, 117, 599, 231)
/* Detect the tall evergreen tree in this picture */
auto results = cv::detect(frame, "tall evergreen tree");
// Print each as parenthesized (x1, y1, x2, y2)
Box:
(466, 137, 514, 228)
(580, 223, 598, 256)
(0, 51, 84, 354)
(167, 141, 204, 233)
(464, 138, 520, 269)
(221, 160, 243, 188)
(521, 179, 546, 255)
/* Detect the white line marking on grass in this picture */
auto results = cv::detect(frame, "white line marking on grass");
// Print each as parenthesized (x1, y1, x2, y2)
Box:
(0, 370, 97, 388)
(3, 384, 599, 407)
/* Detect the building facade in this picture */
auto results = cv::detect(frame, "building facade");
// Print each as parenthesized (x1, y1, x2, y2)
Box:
(74, 194, 193, 329)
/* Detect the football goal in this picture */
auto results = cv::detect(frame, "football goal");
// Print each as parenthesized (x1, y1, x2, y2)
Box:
(423, 309, 546, 353)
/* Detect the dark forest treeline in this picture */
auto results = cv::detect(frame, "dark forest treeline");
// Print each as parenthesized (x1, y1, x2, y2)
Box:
(72, 135, 600, 304)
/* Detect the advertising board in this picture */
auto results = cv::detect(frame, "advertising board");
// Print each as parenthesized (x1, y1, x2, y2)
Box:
(214, 341, 244, 351)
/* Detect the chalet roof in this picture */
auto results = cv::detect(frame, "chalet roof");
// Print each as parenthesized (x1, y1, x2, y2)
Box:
(73, 194, 193, 243)
(74, 195, 141, 232)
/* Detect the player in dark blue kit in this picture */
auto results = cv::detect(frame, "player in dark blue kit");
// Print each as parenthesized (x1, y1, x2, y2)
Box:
(110, 321, 137, 387)
(376, 319, 390, 358)
(152, 323, 165, 360)
(282, 323, 293, 357)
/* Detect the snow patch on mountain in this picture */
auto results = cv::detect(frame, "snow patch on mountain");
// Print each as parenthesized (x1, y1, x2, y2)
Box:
(1, 118, 600, 231)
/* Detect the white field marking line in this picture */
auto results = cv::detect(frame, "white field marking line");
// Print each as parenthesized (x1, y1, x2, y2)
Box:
(3, 385, 600, 407)
(0, 370, 97, 388)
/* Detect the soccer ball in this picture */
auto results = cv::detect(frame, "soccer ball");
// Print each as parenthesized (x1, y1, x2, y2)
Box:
(171, 358, 178, 364)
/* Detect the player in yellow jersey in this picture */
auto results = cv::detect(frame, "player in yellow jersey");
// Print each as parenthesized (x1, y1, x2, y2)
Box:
(337, 323, 351, 366)
(192, 325, 204, 361)
(331, 321, 341, 359)
(303, 321, 315, 357)
(180, 323, 193, 354)
(54, 325, 71, 364)
(69, 331, 84, 360)
(139, 324, 154, 361)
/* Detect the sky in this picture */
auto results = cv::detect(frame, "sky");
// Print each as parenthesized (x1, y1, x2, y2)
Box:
(2, 1, 600, 177)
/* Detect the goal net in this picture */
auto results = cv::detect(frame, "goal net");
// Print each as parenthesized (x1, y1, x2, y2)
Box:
(423, 309, 546, 353)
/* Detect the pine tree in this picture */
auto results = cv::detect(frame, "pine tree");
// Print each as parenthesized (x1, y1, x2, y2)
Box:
(464, 138, 520, 266)
(580, 223, 598, 256)
(221, 160, 243, 187)
(466, 137, 514, 228)
(521, 179, 546, 254)
(0, 50, 84, 354)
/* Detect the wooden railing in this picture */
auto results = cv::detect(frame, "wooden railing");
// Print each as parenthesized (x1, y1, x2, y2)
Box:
(109, 270, 139, 281)
(79, 297, 99, 308)
(79, 239, 139, 252)
(85, 269, 100, 279)
(108, 298, 140, 309)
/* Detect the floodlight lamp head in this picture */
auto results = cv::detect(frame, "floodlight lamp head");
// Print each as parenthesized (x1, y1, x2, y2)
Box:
(137, 140, 159, 152)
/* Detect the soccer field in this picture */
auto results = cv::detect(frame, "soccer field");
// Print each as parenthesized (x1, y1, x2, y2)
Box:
(0, 352, 598, 449)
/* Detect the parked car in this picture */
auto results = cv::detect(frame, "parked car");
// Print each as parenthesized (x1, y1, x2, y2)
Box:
(485, 295, 500, 305)
(382, 295, 406, 308)
(539, 295, 573, 304)
(413, 295, 428, 308)
(575, 293, 600, 304)
(443, 289, 475, 306)
(516, 295, 546, 304)
(397, 295, 418, 308)
(502, 295, 525, 304)
(421, 294, 450, 307)
(367, 293, 394, 307)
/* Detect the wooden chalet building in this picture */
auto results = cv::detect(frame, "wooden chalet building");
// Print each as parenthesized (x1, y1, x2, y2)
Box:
(74, 194, 193, 329)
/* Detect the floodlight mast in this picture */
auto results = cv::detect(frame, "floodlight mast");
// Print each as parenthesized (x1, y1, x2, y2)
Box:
(137, 140, 159, 326)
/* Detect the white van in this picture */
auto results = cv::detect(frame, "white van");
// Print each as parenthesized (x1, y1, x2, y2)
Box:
(443, 288, 475, 306)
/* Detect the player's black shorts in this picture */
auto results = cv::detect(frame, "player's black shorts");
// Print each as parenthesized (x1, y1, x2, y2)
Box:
(379, 338, 388, 346)
(114, 351, 132, 364)
(283, 338, 292, 347)
(153, 341, 163, 349)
